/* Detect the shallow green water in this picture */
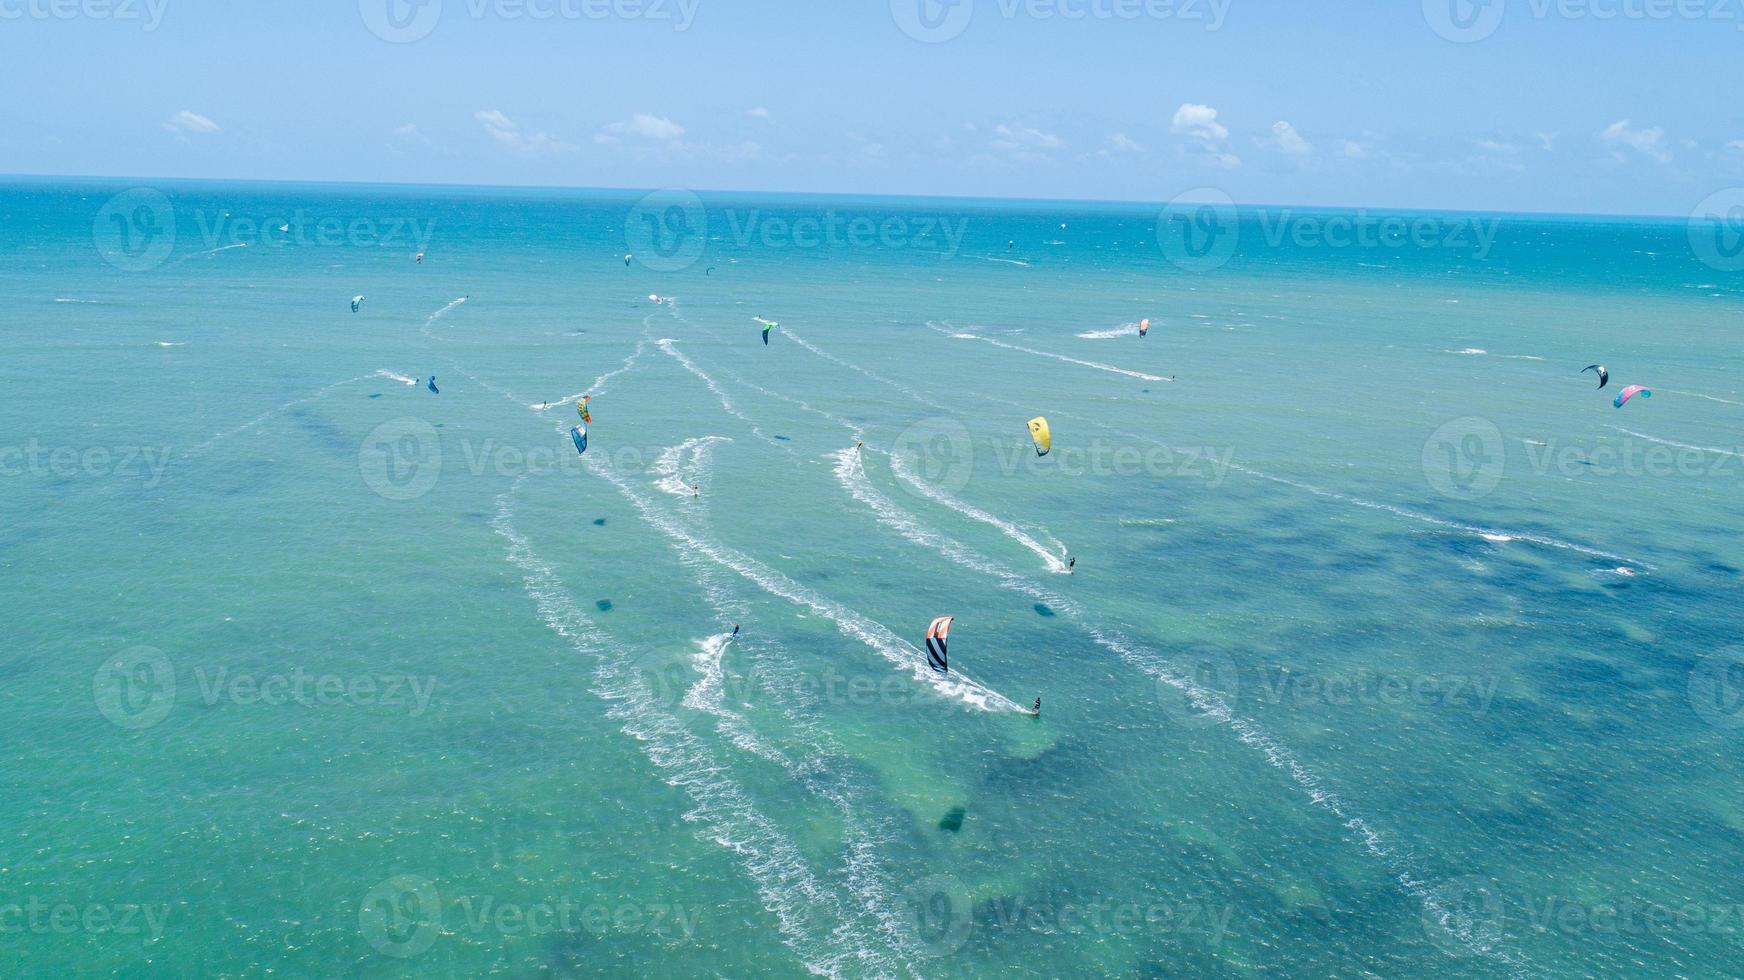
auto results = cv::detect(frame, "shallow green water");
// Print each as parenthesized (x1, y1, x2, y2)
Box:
(3, 179, 1743, 977)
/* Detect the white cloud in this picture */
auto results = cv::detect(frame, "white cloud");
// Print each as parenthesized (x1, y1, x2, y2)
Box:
(1109, 132, 1143, 154)
(1601, 119, 1670, 163)
(848, 132, 885, 158)
(394, 123, 432, 147)
(1725, 139, 1744, 156)
(746, 107, 771, 121)
(163, 110, 219, 135)
(1475, 138, 1516, 154)
(596, 113, 685, 144)
(1266, 120, 1312, 157)
(991, 124, 1063, 152)
(1172, 103, 1227, 142)
(475, 109, 573, 155)
(1339, 139, 1369, 160)
(1172, 103, 1239, 168)
(1535, 131, 1558, 151)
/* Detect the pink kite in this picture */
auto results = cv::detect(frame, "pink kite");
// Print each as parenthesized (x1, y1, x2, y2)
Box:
(1613, 385, 1652, 409)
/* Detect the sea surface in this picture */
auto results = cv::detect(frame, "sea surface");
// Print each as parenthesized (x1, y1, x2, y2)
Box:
(3, 179, 1743, 978)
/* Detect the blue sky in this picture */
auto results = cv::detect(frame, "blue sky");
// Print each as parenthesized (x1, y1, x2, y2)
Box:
(3, 0, 1742, 214)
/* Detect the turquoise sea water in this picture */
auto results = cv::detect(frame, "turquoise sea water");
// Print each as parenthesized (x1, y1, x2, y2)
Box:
(4, 179, 1744, 977)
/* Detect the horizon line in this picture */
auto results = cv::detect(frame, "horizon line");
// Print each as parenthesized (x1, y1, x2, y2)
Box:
(0, 170, 1699, 223)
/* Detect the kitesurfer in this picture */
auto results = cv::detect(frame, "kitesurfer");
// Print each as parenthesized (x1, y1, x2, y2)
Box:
(427, 375, 439, 394)
(1068, 557, 1075, 574)
(1031, 698, 1041, 716)
(731, 624, 740, 636)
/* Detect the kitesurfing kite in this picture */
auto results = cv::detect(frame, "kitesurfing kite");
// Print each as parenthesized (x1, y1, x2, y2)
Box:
(925, 616, 953, 673)
(757, 318, 778, 345)
(426, 375, 438, 394)
(1583, 364, 1609, 389)
(578, 396, 592, 424)
(570, 423, 588, 455)
(624, 254, 633, 267)
(415, 252, 425, 265)
(1139, 318, 1150, 338)
(350, 295, 365, 313)
(1614, 385, 1651, 409)
(1027, 417, 1052, 457)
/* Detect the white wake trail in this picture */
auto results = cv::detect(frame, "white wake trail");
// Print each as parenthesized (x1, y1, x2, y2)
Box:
(587, 456, 1025, 714)
(886, 451, 1068, 573)
(492, 483, 894, 979)
(655, 338, 792, 454)
(181, 374, 373, 458)
(831, 447, 1531, 972)
(927, 321, 1171, 383)
(1609, 426, 1744, 459)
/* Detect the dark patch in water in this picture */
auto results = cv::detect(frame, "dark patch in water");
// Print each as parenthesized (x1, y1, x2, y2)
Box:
(1707, 561, 1740, 576)
(435, 424, 445, 429)
(592, 518, 607, 526)
(1033, 603, 1055, 617)
(595, 600, 613, 612)
(288, 407, 352, 455)
(773, 435, 791, 441)
(937, 806, 965, 832)
(368, 393, 382, 399)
